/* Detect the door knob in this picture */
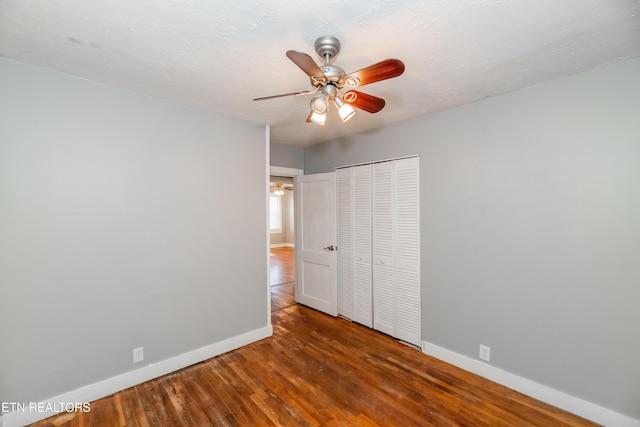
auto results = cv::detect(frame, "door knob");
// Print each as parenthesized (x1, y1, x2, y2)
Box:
(323, 245, 336, 251)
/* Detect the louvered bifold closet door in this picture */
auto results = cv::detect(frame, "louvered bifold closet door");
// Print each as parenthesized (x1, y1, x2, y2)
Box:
(337, 165, 373, 326)
(372, 158, 420, 346)
(372, 161, 395, 337)
(337, 168, 354, 320)
(352, 164, 372, 327)
(340, 157, 419, 345)
(393, 157, 420, 346)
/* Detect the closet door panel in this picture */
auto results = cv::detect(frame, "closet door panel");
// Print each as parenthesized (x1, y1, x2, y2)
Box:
(353, 164, 372, 327)
(372, 162, 395, 335)
(336, 168, 354, 319)
(393, 157, 421, 346)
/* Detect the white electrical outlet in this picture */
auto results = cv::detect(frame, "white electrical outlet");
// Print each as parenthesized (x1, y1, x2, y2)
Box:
(479, 344, 491, 362)
(133, 347, 144, 363)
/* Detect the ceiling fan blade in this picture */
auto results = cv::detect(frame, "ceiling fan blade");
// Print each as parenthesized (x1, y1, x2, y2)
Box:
(306, 111, 313, 123)
(286, 50, 327, 83)
(343, 59, 405, 88)
(253, 91, 313, 101)
(343, 90, 386, 113)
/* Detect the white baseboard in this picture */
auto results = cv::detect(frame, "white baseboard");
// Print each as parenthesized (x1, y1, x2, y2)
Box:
(421, 341, 640, 427)
(1, 325, 273, 427)
(270, 243, 294, 248)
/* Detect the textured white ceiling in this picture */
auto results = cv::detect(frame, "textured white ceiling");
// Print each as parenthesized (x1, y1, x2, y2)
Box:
(1, 0, 639, 146)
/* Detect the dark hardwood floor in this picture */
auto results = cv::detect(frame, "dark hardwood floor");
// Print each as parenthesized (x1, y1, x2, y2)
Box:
(30, 247, 598, 426)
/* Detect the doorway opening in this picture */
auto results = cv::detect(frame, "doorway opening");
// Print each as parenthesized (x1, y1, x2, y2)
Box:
(268, 166, 303, 314)
(269, 176, 295, 312)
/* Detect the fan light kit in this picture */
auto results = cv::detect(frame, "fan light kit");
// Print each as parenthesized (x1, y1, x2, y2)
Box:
(271, 183, 290, 195)
(254, 36, 405, 125)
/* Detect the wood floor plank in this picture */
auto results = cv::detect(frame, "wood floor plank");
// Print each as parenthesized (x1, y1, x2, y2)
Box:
(270, 247, 296, 312)
(270, 247, 295, 286)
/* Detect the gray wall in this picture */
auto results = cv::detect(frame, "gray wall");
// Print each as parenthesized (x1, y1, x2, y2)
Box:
(0, 58, 268, 405)
(270, 141, 304, 169)
(305, 57, 640, 419)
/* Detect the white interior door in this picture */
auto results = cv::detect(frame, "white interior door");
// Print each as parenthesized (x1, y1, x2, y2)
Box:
(295, 172, 337, 316)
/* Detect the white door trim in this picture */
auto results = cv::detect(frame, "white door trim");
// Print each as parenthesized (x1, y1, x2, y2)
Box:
(270, 166, 304, 177)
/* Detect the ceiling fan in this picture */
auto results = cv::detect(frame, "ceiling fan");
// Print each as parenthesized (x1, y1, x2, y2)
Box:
(253, 36, 405, 125)
(270, 183, 293, 195)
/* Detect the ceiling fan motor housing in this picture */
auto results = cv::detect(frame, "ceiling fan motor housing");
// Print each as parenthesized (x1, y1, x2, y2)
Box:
(319, 64, 346, 84)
